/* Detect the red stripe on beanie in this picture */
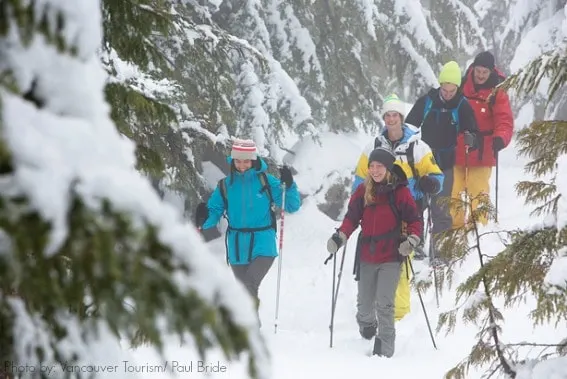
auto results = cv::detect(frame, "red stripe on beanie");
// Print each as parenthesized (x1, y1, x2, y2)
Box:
(232, 145, 256, 152)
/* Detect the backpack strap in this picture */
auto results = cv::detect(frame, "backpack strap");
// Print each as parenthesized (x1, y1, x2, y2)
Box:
(218, 178, 228, 218)
(388, 190, 401, 226)
(218, 172, 278, 265)
(219, 173, 277, 231)
(258, 172, 277, 232)
(422, 95, 465, 133)
(403, 141, 419, 180)
(353, 190, 404, 280)
(421, 96, 433, 127)
(450, 97, 465, 132)
(217, 177, 230, 265)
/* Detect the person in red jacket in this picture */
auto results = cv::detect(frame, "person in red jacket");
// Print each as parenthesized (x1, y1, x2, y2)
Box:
(326, 147, 422, 358)
(453, 51, 514, 227)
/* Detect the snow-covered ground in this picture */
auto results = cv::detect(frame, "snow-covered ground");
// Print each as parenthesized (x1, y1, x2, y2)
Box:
(127, 123, 567, 379)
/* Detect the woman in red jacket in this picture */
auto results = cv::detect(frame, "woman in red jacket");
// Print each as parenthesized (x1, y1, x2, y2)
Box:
(326, 147, 423, 358)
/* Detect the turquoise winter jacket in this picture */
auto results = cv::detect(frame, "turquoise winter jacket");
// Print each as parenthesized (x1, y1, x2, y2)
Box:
(202, 157, 301, 265)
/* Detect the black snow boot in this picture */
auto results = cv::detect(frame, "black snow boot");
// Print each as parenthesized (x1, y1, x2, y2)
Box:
(360, 325, 376, 340)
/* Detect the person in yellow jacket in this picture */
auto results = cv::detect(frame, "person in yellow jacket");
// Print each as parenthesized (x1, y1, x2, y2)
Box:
(352, 94, 444, 321)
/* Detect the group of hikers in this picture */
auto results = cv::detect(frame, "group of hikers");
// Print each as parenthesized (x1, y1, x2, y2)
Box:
(194, 51, 514, 358)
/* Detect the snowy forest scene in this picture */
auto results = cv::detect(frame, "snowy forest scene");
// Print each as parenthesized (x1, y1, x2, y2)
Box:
(1, 0, 567, 378)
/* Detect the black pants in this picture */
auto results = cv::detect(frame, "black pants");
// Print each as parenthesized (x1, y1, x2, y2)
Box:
(417, 168, 454, 260)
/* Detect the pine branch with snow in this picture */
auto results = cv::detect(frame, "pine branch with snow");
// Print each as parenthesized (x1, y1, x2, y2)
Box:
(101, 0, 193, 195)
(0, 1, 269, 378)
(433, 195, 517, 378)
(441, 42, 567, 379)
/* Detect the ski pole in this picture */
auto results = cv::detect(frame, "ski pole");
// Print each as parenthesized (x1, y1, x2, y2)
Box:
(330, 248, 337, 347)
(409, 259, 438, 350)
(464, 145, 470, 225)
(327, 241, 347, 348)
(424, 195, 440, 308)
(495, 152, 499, 223)
(274, 184, 286, 334)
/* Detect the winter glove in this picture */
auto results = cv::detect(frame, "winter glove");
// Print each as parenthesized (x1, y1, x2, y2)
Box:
(492, 136, 505, 155)
(463, 131, 477, 150)
(417, 175, 440, 194)
(398, 234, 420, 257)
(195, 202, 209, 228)
(280, 166, 294, 189)
(327, 231, 347, 255)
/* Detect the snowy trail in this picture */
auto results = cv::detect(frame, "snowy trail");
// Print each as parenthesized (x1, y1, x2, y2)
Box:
(132, 133, 564, 379)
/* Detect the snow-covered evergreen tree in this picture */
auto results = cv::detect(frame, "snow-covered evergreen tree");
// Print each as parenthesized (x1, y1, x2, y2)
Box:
(0, 1, 269, 378)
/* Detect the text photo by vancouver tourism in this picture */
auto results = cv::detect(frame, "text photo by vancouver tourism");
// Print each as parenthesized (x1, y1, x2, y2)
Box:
(3, 360, 229, 376)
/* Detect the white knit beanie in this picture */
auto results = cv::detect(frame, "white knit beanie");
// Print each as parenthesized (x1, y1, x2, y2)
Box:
(381, 94, 405, 119)
(231, 138, 257, 160)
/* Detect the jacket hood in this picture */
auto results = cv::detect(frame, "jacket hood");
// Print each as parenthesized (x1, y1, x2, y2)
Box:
(391, 163, 408, 183)
(380, 123, 422, 145)
(226, 156, 268, 175)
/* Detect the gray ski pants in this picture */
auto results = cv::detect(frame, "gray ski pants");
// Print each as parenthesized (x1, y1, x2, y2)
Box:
(356, 261, 402, 357)
(231, 256, 275, 305)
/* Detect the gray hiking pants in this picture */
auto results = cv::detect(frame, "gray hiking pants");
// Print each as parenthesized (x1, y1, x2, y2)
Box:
(231, 256, 275, 305)
(429, 167, 454, 259)
(356, 261, 402, 358)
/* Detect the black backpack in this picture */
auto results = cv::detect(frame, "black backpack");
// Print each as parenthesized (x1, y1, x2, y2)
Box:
(374, 137, 419, 180)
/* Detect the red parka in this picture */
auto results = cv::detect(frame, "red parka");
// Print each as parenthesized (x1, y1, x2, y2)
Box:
(456, 67, 514, 167)
(338, 167, 422, 264)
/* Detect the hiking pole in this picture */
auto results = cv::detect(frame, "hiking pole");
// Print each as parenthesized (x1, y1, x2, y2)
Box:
(274, 184, 286, 334)
(495, 152, 499, 223)
(464, 145, 470, 225)
(424, 195, 440, 308)
(325, 241, 347, 348)
(408, 258, 438, 350)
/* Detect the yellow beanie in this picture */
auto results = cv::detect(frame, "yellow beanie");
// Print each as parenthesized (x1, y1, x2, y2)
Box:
(438, 61, 462, 86)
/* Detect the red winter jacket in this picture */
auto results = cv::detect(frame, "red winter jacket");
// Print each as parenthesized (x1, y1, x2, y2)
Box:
(456, 67, 514, 167)
(338, 174, 422, 264)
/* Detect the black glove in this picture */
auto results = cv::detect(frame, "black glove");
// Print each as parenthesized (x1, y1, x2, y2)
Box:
(492, 137, 505, 155)
(464, 131, 477, 150)
(280, 166, 293, 189)
(417, 175, 440, 194)
(195, 202, 208, 228)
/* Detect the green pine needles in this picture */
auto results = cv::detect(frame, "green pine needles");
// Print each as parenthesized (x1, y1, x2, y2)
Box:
(0, 1, 267, 378)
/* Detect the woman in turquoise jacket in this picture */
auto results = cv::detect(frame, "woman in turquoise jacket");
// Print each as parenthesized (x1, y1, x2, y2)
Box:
(196, 139, 301, 309)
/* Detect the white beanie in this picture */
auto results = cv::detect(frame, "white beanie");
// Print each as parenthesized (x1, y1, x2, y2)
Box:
(231, 138, 257, 160)
(381, 94, 405, 119)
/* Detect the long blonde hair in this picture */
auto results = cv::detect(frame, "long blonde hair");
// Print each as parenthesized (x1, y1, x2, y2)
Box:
(364, 171, 393, 206)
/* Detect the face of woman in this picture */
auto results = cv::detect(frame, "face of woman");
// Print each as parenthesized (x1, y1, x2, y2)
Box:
(368, 161, 387, 182)
(234, 159, 252, 172)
